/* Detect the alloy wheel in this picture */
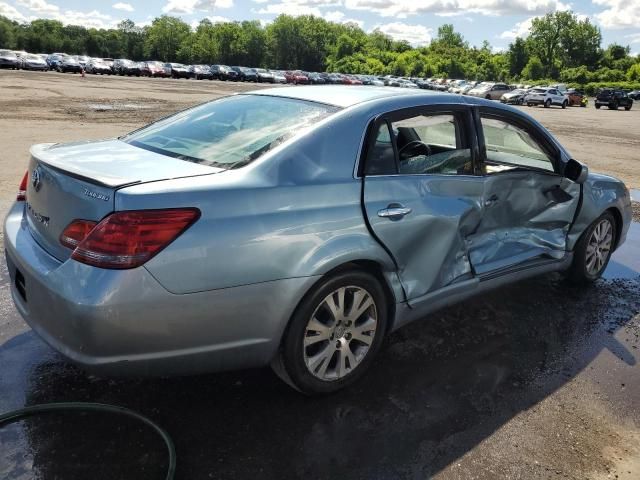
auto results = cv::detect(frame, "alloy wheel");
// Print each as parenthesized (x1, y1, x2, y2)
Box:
(303, 286, 378, 381)
(585, 218, 613, 276)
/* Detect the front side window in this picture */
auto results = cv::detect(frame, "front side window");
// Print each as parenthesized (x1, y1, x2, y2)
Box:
(125, 95, 339, 169)
(480, 116, 555, 173)
(365, 112, 474, 176)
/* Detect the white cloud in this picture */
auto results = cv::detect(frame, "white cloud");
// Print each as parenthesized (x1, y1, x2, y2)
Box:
(626, 33, 640, 44)
(375, 22, 432, 46)
(499, 16, 535, 39)
(163, 0, 233, 15)
(321, 9, 364, 26)
(12, 0, 119, 28)
(256, 3, 322, 16)
(16, 0, 59, 15)
(344, 0, 568, 18)
(594, 0, 640, 29)
(253, 0, 342, 17)
(112, 2, 134, 11)
(0, 1, 27, 21)
(62, 9, 117, 28)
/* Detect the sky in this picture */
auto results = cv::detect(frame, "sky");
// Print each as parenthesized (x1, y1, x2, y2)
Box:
(1, 0, 639, 55)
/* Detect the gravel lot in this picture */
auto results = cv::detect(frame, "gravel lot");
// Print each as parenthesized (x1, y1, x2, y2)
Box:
(0, 70, 639, 480)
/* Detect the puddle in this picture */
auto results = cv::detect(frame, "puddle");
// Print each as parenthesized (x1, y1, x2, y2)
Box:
(86, 103, 150, 112)
(603, 221, 640, 279)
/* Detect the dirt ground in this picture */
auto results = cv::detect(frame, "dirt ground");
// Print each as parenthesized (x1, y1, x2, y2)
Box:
(0, 70, 639, 480)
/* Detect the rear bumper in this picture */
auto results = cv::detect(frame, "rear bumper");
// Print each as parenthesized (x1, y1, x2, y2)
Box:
(4, 202, 318, 376)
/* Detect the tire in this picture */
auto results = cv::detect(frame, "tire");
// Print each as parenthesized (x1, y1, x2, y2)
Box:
(562, 100, 568, 109)
(544, 99, 551, 108)
(625, 105, 632, 111)
(272, 270, 388, 395)
(567, 211, 616, 284)
(518, 98, 524, 105)
(485, 94, 491, 100)
(595, 104, 601, 109)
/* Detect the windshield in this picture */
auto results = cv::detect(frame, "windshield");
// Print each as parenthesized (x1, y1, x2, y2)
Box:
(532, 88, 547, 93)
(125, 95, 339, 169)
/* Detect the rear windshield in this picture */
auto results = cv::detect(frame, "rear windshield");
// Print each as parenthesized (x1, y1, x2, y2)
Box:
(125, 95, 339, 169)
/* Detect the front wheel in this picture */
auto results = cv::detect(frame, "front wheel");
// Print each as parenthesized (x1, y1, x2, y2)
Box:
(567, 212, 616, 284)
(595, 104, 601, 109)
(544, 99, 551, 108)
(272, 270, 388, 394)
(625, 105, 632, 111)
(562, 100, 568, 109)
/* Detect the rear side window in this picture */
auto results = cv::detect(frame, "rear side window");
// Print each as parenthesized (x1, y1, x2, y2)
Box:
(125, 95, 339, 169)
(365, 112, 474, 176)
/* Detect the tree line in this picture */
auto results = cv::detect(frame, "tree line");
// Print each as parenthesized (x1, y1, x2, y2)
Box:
(1, 11, 639, 88)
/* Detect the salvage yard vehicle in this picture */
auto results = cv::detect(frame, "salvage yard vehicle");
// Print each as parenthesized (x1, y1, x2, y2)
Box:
(0, 50, 20, 69)
(85, 58, 112, 75)
(188, 64, 213, 80)
(141, 61, 168, 78)
(595, 89, 633, 110)
(468, 82, 511, 100)
(57, 56, 83, 73)
(163, 63, 190, 79)
(525, 87, 568, 108)
(19, 54, 48, 71)
(210, 64, 238, 81)
(566, 89, 587, 107)
(4, 86, 632, 394)
(112, 59, 141, 76)
(500, 88, 528, 105)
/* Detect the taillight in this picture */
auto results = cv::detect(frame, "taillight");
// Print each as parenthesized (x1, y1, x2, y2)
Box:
(60, 220, 98, 249)
(69, 208, 200, 269)
(17, 171, 28, 201)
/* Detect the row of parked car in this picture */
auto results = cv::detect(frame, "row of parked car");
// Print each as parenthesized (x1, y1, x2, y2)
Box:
(2, 49, 639, 109)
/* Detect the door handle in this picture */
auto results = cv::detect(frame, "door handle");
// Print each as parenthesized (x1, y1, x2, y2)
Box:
(484, 194, 499, 207)
(377, 205, 412, 220)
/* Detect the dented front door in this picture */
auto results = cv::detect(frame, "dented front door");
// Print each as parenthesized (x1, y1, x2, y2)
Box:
(465, 110, 580, 275)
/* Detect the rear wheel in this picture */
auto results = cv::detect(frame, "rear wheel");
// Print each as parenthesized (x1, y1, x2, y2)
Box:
(567, 212, 616, 284)
(595, 104, 601, 109)
(625, 104, 632, 111)
(272, 270, 388, 394)
(544, 99, 551, 108)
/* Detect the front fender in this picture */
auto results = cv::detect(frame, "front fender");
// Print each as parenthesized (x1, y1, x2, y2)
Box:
(567, 172, 632, 251)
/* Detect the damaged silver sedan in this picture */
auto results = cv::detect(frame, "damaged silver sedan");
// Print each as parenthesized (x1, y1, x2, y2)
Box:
(4, 86, 632, 394)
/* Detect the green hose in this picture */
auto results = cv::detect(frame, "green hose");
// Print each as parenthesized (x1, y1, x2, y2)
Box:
(0, 402, 176, 480)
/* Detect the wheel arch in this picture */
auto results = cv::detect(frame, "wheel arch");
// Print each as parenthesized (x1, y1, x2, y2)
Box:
(277, 258, 401, 358)
(606, 206, 623, 251)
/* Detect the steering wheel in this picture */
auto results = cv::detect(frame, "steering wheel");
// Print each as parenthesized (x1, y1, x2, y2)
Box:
(398, 140, 431, 160)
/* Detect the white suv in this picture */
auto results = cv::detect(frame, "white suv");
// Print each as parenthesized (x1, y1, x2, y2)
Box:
(524, 87, 568, 108)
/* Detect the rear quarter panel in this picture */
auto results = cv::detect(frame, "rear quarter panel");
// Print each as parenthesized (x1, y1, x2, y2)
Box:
(116, 109, 398, 295)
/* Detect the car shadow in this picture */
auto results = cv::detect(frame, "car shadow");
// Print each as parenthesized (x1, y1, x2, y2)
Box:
(1, 271, 639, 480)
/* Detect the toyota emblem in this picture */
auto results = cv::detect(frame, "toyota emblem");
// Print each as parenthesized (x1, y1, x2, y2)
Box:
(32, 167, 42, 192)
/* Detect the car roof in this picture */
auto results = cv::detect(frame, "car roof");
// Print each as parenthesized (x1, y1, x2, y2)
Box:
(248, 85, 432, 108)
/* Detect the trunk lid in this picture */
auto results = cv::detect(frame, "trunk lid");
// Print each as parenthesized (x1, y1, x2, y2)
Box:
(25, 140, 221, 261)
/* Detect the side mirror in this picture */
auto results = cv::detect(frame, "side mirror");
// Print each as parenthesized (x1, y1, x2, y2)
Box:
(564, 158, 589, 184)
